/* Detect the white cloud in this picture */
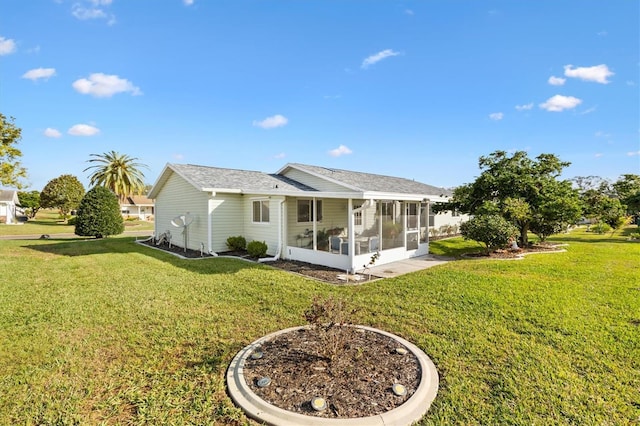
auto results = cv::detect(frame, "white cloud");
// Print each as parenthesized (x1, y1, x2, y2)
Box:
(548, 76, 566, 86)
(44, 128, 62, 138)
(0, 36, 16, 55)
(595, 131, 611, 138)
(594, 153, 604, 158)
(405, 9, 414, 15)
(68, 124, 100, 136)
(72, 73, 142, 97)
(628, 151, 640, 157)
(22, 67, 56, 81)
(597, 30, 608, 37)
(539, 95, 582, 112)
(489, 112, 504, 121)
(252, 114, 288, 129)
(273, 152, 286, 159)
(328, 145, 353, 157)
(626, 80, 636, 86)
(71, 2, 116, 25)
(173, 153, 184, 160)
(184, 0, 195, 5)
(564, 64, 614, 84)
(361, 49, 400, 69)
(515, 103, 533, 111)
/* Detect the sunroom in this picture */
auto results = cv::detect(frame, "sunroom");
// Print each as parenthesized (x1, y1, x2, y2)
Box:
(283, 196, 432, 273)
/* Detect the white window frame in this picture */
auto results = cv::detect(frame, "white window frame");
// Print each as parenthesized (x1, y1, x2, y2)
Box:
(297, 199, 322, 223)
(252, 199, 270, 223)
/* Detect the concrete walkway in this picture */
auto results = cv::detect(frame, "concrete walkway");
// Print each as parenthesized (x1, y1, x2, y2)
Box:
(0, 230, 152, 240)
(365, 254, 453, 278)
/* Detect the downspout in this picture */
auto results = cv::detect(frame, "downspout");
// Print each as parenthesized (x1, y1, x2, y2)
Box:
(259, 198, 285, 262)
(207, 192, 219, 256)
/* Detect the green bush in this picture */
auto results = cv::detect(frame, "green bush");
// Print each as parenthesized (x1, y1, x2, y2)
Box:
(67, 216, 77, 226)
(226, 236, 247, 251)
(460, 214, 518, 254)
(247, 240, 267, 258)
(74, 186, 124, 238)
(592, 222, 612, 234)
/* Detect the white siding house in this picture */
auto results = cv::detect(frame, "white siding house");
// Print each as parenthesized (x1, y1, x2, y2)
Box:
(148, 163, 468, 272)
(0, 189, 21, 224)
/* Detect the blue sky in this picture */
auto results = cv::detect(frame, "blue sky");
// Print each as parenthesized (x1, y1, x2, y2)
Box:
(1, 0, 638, 192)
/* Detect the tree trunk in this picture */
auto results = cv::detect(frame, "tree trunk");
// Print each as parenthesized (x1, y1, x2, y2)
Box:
(519, 224, 529, 247)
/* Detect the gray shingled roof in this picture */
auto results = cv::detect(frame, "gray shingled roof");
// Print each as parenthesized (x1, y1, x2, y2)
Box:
(285, 163, 453, 196)
(171, 164, 313, 193)
(0, 189, 19, 203)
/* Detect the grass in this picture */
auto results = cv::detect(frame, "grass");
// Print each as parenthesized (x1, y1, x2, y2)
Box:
(0, 225, 638, 424)
(0, 209, 154, 236)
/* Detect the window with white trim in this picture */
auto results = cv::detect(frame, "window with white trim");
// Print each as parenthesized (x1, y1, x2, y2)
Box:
(297, 199, 322, 223)
(252, 200, 269, 223)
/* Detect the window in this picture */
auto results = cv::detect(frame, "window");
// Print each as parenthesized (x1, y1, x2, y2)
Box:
(252, 200, 269, 223)
(297, 199, 322, 222)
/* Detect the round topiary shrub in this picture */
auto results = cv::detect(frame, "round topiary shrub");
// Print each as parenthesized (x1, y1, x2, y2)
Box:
(226, 235, 247, 251)
(460, 214, 518, 254)
(75, 186, 125, 238)
(247, 240, 268, 258)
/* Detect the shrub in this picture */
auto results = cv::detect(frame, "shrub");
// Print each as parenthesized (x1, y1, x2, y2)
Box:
(74, 186, 124, 238)
(247, 240, 267, 257)
(304, 296, 357, 365)
(67, 216, 77, 226)
(592, 222, 612, 234)
(226, 235, 247, 251)
(460, 214, 518, 254)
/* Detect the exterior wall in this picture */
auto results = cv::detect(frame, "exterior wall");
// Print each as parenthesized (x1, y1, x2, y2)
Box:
(431, 211, 469, 237)
(0, 203, 16, 224)
(282, 169, 351, 192)
(210, 194, 244, 254)
(154, 172, 211, 251)
(242, 195, 283, 257)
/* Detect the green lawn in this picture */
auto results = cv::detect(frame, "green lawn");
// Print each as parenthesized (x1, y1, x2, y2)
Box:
(0, 227, 638, 424)
(0, 209, 154, 236)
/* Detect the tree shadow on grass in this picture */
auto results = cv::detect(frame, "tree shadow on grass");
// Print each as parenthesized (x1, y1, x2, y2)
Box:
(22, 236, 266, 276)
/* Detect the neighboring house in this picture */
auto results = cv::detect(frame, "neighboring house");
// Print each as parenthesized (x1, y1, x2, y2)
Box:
(0, 189, 21, 224)
(120, 195, 155, 220)
(148, 163, 468, 272)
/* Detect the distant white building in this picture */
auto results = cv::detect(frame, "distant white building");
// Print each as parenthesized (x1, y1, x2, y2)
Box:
(0, 189, 21, 224)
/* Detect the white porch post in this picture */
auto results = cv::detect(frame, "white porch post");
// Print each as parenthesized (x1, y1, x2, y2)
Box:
(347, 198, 355, 272)
(312, 197, 317, 250)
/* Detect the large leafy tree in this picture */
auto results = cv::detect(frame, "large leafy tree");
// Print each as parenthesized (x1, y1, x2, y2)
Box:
(84, 151, 147, 201)
(438, 150, 581, 246)
(612, 174, 640, 218)
(40, 174, 85, 220)
(75, 186, 124, 238)
(0, 113, 27, 188)
(17, 190, 41, 219)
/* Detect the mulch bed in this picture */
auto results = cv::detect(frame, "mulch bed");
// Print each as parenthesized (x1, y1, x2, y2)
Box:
(139, 239, 379, 284)
(242, 326, 420, 419)
(464, 243, 565, 259)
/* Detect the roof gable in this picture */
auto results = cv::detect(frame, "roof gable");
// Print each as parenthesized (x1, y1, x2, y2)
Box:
(0, 189, 19, 204)
(280, 163, 452, 197)
(148, 164, 313, 198)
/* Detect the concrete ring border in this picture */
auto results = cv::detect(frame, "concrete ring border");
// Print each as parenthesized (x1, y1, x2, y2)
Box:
(226, 325, 439, 426)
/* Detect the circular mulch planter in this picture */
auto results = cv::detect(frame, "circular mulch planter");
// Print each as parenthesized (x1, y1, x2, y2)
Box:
(226, 325, 439, 426)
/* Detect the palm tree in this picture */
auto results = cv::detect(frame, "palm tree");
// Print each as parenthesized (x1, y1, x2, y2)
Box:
(84, 151, 148, 201)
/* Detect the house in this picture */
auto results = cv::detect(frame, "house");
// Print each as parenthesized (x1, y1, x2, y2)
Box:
(120, 195, 154, 220)
(0, 189, 21, 224)
(148, 163, 468, 272)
